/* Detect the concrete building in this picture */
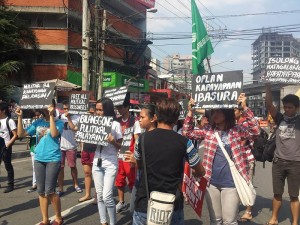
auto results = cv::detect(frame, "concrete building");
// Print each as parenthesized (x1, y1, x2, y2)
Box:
(7, 0, 153, 91)
(252, 31, 300, 81)
(244, 31, 300, 116)
(162, 54, 193, 93)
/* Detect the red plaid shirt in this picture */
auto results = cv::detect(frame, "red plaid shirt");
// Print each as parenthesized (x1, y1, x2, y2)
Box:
(183, 108, 260, 185)
(237, 116, 257, 163)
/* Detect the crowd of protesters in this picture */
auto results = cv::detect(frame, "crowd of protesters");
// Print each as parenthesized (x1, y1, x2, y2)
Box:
(0, 83, 299, 225)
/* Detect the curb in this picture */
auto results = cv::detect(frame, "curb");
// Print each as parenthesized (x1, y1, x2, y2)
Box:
(12, 151, 31, 160)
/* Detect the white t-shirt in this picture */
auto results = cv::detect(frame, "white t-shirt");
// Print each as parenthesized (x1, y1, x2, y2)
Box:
(0, 117, 17, 145)
(60, 114, 80, 150)
(94, 120, 123, 165)
(133, 120, 142, 135)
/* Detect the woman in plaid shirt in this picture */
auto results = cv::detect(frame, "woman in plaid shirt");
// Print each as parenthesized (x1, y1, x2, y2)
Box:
(183, 93, 260, 225)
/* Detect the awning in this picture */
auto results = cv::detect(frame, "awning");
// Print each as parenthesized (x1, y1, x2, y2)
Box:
(35, 79, 81, 91)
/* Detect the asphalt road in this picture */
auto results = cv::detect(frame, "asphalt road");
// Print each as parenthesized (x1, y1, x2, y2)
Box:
(0, 155, 293, 225)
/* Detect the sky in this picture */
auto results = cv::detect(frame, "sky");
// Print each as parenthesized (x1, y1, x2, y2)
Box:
(146, 0, 300, 82)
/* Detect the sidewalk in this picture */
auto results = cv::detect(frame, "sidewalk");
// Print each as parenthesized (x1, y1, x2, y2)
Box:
(12, 139, 31, 160)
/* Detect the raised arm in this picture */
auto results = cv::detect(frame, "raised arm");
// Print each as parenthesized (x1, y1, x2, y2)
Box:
(237, 93, 260, 139)
(15, 107, 28, 138)
(182, 98, 206, 140)
(265, 83, 277, 119)
(48, 105, 60, 138)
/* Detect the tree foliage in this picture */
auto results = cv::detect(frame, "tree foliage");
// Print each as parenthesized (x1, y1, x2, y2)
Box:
(0, 0, 38, 92)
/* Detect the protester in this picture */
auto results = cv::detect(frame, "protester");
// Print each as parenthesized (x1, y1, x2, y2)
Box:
(93, 97, 122, 225)
(79, 104, 97, 203)
(234, 106, 257, 222)
(57, 100, 82, 197)
(27, 109, 44, 193)
(16, 102, 64, 225)
(0, 102, 18, 193)
(131, 98, 205, 225)
(265, 84, 300, 225)
(183, 93, 260, 225)
(124, 103, 157, 214)
(115, 96, 141, 213)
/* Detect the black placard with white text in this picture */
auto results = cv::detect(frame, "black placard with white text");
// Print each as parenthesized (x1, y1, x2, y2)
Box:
(178, 99, 188, 120)
(103, 86, 128, 106)
(20, 82, 56, 109)
(119, 127, 133, 159)
(191, 71, 243, 109)
(75, 115, 113, 146)
(263, 57, 300, 84)
(68, 92, 90, 115)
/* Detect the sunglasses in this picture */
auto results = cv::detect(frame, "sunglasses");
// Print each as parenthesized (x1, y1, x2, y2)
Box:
(63, 108, 68, 110)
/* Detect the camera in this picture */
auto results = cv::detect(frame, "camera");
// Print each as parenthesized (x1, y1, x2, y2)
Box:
(97, 158, 102, 167)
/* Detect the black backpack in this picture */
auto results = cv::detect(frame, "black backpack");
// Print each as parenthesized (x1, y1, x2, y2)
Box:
(251, 128, 269, 162)
(251, 118, 282, 162)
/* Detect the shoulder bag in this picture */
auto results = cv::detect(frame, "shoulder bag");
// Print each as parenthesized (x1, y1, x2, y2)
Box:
(214, 132, 256, 206)
(141, 134, 176, 225)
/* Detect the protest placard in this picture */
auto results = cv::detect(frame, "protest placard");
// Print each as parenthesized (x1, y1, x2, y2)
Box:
(178, 99, 188, 120)
(20, 82, 56, 109)
(75, 115, 113, 146)
(263, 57, 300, 84)
(119, 127, 133, 159)
(191, 71, 243, 109)
(68, 92, 90, 115)
(182, 162, 207, 218)
(103, 86, 128, 106)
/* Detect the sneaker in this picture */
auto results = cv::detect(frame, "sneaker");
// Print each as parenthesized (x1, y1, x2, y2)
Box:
(116, 201, 128, 213)
(27, 186, 37, 193)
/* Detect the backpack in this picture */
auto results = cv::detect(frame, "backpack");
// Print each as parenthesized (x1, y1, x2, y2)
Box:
(251, 128, 269, 162)
(251, 117, 282, 162)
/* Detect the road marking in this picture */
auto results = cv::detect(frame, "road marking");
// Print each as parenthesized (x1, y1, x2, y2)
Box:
(35, 198, 95, 225)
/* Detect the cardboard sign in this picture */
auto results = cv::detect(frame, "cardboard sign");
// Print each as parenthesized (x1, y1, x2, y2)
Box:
(191, 71, 243, 109)
(119, 127, 133, 159)
(263, 57, 300, 84)
(75, 115, 113, 146)
(20, 82, 55, 109)
(178, 99, 188, 120)
(68, 92, 90, 115)
(182, 162, 207, 218)
(103, 86, 128, 106)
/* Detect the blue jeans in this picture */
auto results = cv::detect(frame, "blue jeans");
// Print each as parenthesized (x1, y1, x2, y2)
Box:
(132, 209, 184, 225)
(92, 158, 118, 225)
(34, 160, 61, 196)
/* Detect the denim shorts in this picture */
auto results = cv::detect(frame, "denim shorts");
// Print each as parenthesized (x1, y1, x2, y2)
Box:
(132, 209, 184, 225)
(34, 160, 61, 196)
(272, 157, 300, 197)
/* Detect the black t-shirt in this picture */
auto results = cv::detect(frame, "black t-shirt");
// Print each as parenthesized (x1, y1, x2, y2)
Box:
(134, 128, 199, 213)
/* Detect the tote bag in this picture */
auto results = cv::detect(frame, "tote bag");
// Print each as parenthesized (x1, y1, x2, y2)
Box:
(215, 132, 256, 206)
(147, 191, 176, 225)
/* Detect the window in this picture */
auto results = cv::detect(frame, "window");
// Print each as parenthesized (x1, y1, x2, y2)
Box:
(37, 18, 43, 27)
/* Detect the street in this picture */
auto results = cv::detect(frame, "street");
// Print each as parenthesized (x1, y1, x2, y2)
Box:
(0, 156, 292, 225)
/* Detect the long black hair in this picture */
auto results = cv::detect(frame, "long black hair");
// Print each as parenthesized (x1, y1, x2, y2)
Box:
(211, 108, 235, 131)
(96, 97, 116, 120)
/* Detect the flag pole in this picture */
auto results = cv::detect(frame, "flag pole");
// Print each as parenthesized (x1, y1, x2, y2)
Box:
(206, 57, 212, 73)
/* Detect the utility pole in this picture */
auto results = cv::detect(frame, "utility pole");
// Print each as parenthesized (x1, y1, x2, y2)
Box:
(91, 0, 101, 97)
(97, 9, 106, 100)
(81, 0, 90, 91)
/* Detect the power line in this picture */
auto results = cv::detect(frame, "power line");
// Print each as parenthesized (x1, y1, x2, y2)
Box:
(148, 9, 300, 19)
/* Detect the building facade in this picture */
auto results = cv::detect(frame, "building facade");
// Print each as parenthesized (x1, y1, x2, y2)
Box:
(252, 31, 300, 81)
(7, 0, 153, 90)
(245, 31, 300, 117)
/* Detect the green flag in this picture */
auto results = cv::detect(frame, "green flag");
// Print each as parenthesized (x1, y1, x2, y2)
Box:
(191, 0, 214, 75)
